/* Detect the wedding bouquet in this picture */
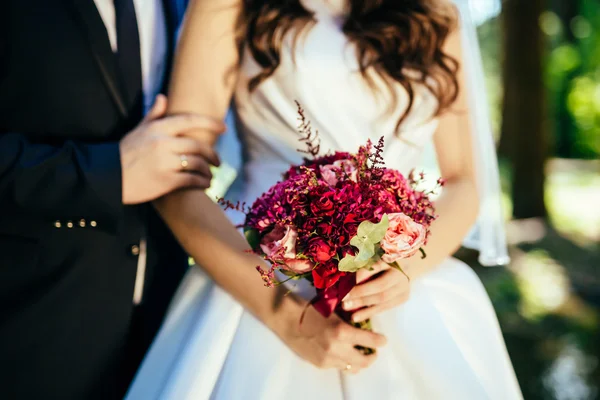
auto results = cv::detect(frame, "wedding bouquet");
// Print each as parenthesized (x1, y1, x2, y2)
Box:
(221, 104, 441, 354)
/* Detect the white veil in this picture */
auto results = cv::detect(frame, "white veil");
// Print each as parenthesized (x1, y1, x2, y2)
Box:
(453, 0, 511, 266)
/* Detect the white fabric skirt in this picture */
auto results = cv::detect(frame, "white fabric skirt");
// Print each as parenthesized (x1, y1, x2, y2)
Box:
(125, 257, 522, 400)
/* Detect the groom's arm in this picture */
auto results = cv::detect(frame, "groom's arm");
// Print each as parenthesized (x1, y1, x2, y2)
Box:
(0, 132, 124, 231)
(0, 105, 224, 232)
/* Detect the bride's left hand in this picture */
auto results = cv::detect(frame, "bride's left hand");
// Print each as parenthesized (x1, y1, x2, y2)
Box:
(341, 261, 410, 323)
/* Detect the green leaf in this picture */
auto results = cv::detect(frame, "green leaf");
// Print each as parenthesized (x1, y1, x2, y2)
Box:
(351, 239, 375, 263)
(338, 254, 380, 273)
(353, 214, 389, 245)
(244, 228, 261, 250)
(279, 269, 297, 277)
(278, 269, 311, 280)
(348, 215, 389, 263)
(338, 216, 390, 273)
(338, 254, 362, 272)
(390, 262, 411, 282)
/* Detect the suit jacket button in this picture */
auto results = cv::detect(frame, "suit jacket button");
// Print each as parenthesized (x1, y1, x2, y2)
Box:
(79, 219, 86, 228)
(130, 245, 140, 256)
(67, 221, 74, 228)
(90, 221, 97, 228)
(54, 221, 62, 228)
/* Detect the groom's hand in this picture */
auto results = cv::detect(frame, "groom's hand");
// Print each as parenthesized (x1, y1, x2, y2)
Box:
(342, 261, 411, 322)
(120, 95, 226, 205)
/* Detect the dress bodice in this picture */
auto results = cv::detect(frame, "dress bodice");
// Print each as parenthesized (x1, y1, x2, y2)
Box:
(233, 0, 439, 204)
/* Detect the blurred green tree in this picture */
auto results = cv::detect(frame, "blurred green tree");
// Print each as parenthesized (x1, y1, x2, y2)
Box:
(552, 0, 580, 158)
(545, 0, 600, 159)
(567, 0, 600, 158)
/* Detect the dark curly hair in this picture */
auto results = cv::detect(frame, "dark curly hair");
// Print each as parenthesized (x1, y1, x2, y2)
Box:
(237, 0, 460, 130)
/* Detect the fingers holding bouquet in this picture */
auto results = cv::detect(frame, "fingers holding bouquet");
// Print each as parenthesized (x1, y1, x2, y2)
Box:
(283, 304, 387, 374)
(343, 261, 411, 323)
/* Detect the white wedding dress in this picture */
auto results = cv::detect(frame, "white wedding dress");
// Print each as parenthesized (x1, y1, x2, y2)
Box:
(126, 1, 522, 398)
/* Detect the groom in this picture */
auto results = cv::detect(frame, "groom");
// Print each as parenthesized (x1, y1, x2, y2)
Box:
(0, 0, 220, 398)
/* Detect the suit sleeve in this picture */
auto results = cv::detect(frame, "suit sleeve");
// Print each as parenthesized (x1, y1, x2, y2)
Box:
(0, 132, 124, 232)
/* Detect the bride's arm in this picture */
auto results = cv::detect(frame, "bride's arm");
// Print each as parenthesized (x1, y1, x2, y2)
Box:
(164, 1, 238, 143)
(340, 25, 480, 320)
(153, 0, 385, 370)
(155, 0, 283, 330)
(404, 24, 479, 279)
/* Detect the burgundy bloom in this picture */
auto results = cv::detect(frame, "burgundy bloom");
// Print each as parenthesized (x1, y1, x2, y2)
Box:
(312, 263, 343, 290)
(310, 189, 336, 217)
(308, 238, 335, 263)
(335, 233, 350, 247)
(303, 217, 319, 232)
(317, 223, 333, 236)
(343, 213, 358, 224)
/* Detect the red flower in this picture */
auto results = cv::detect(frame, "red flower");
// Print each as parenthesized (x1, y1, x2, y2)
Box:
(308, 238, 335, 263)
(310, 189, 335, 216)
(316, 223, 333, 236)
(335, 233, 350, 246)
(312, 263, 343, 289)
(343, 213, 358, 224)
(304, 217, 318, 232)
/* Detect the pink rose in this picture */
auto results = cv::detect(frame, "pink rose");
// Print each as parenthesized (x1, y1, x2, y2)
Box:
(380, 213, 427, 263)
(260, 225, 313, 273)
(260, 225, 297, 260)
(284, 259, 314, 274)
(319, 160, 358, 186)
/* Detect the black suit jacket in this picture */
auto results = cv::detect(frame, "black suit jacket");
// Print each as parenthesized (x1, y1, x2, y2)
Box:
(0, 1, 188, 398)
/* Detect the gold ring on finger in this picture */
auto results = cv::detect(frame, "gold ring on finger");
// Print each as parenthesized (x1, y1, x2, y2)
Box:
(180, 154, 189, 170)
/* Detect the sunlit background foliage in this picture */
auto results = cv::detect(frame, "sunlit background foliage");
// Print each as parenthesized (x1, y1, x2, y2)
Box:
(463, 1, 599, 398)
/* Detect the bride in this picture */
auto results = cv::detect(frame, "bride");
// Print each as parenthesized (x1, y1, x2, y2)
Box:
(127, 0, 523, 398)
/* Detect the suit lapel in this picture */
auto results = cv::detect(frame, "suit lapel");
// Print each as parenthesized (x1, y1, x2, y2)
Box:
(162, 0, 177, 38)
(163, 0, 188, 34)
(65, 0, 128, 118)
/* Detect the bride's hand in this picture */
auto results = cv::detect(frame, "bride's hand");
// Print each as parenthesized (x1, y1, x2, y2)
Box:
(273, 300, 387, 374)
(342, 261, 411, 323)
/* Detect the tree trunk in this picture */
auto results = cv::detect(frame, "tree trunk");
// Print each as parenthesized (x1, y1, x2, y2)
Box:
(501, 0, 549, 219)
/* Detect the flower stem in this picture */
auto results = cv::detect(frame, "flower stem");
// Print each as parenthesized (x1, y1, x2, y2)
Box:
(350, 318, 376, 355)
